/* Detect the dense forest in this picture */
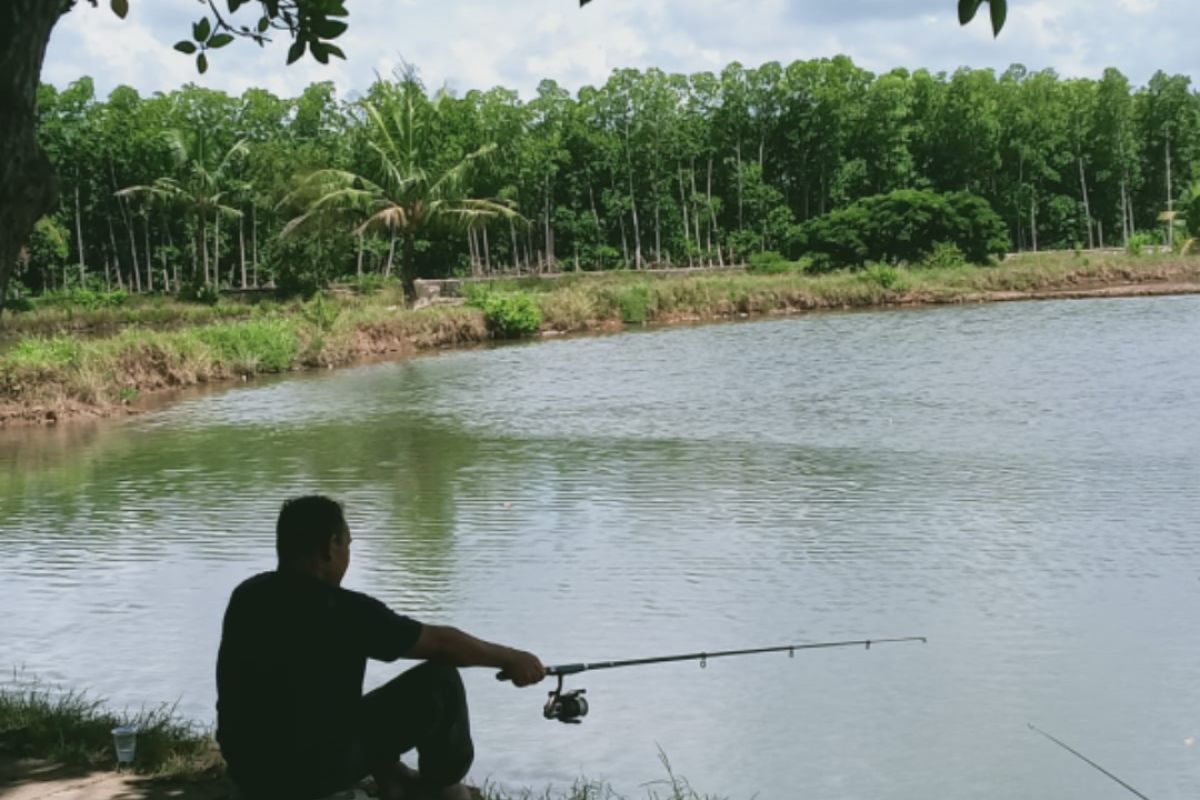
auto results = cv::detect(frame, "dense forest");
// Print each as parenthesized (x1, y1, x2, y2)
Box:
(19, 57, 1200, 297)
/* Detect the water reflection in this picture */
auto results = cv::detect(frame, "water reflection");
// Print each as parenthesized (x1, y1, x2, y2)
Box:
(2, 296, 1200, 799)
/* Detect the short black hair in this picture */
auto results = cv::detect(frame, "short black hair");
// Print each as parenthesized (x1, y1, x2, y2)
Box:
(276, 495, 347, 566)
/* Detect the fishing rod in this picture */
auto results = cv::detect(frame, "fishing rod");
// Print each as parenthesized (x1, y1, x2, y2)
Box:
(498, 636, 927, 724)
(1028, 724, 1152, 800)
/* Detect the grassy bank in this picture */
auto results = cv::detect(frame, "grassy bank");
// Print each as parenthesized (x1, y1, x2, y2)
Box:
(0, 680, 219, 779)
(2, 252, 1198, 425)
(0, 681, 717, 799)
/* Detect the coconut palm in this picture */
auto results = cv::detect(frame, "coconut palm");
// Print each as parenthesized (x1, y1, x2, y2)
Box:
(118, 132, 247, 288)
(281, 76, 522, 300)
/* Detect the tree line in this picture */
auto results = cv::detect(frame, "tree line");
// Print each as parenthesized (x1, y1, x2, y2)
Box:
(19, 57, 1199, 299)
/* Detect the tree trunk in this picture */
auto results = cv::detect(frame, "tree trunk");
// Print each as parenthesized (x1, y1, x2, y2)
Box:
(735, 141, 744, 230)
(611, 174, 629, 267)
(107, 215, 125, 290)
(355, 233, 364, 278)
(200, 215, 210, 286)
(467, 227, 479, 277)
(74, 184, 85, 285)
(239, 215, 247, 289)
(1078, 157, 1094, 249)
(1165, 129, 1174, 250)
(251, 205, 259, 287)
(628, 166, 643, 268)
(214, 213, 221, 286)
(678, 167, 692, 267)
(113, 165, 140, 292)
(482, 225, 491, 274)
(143, 215, 153, 292)
(1030, 192, 1038, 253)
(0, 1, 65, 315)
(544, 177, 554, 271)
(508, 217, 519, 272)
(653, 202, 661, 266)
(401, 232, 416, 301)
(1120, 178, 1130, 246)
(707, 158, 723, 268)
(162, 212, 173, 292)
(384, 231, 396, 278)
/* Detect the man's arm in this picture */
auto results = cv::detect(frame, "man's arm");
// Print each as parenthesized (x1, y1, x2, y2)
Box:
(405, 624, 546, 687)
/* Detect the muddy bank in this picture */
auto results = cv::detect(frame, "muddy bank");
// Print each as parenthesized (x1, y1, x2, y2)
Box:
(3, 272, 1199, 428)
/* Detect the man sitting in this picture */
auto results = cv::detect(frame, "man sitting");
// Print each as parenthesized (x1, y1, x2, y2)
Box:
(216, 495, 546, 799)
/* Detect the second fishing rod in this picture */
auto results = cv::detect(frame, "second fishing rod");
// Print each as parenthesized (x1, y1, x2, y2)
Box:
(497, 635, 927, 723)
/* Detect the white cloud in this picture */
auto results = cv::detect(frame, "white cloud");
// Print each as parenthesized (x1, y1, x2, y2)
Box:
(43, 0, 1200, 102)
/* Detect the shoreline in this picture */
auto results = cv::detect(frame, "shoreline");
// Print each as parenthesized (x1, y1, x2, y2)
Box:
(2, 268, 1199, 429)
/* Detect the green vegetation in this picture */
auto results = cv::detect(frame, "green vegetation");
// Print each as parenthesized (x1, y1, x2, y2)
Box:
(793, 190, 1009, 270)
(0, 679, 219, 778)
(9, 55, 1197, 312)
(2, 254, 1199, 423)
(282, 72, 523, 298)
(467, 290, 545, 339)
(1, 676, 722, 797)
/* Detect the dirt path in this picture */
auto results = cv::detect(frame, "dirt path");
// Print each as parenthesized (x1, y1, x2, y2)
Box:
(0, 760, 486, 800)
(0, 760, 229, 800)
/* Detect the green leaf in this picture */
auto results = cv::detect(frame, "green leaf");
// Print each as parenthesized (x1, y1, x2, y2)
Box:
(323, 43, 346, 61)
(286, 39, 306, 65)
(193, 17, 212, 42)
(197, 53, 209, 74)
(958, 0, 983, 25)
(110, 0, 129, 19)
(313, 19, 348, 39)
(989, 0, 1008, 35)
(227, 0, 248, 11)
(208, 33, 235, 49)
(311, 42, 329, 65)
(173, 40, 197, 55)
(257, 15, 270, 33)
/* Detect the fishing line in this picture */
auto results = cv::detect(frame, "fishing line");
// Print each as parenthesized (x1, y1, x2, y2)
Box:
(1028, 723, 1152, 800)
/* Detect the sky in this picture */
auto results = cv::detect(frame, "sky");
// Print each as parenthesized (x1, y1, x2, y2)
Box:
(43, 0, 1199, 102)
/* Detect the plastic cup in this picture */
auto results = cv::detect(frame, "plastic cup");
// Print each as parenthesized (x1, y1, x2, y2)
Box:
(111, 725, 137, 766)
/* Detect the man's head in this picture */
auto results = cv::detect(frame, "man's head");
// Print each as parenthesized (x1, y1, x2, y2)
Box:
(276, 495, 351, 585)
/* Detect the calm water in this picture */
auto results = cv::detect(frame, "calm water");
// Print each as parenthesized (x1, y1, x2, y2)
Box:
(2, 297, 1200, 799)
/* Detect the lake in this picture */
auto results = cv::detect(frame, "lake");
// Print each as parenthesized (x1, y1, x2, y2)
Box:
(2, 295, 1199, 799)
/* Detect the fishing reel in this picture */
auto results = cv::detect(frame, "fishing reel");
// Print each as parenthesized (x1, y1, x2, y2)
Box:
(543, 675, 588, 724)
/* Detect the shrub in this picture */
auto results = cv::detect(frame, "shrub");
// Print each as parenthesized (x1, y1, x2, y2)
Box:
(4, 336, 83, 367)
(301, 294, 341, 333)
(37, 288, 129, 310)
(468, 291, 543, 338)
(861, 264, 909, 290)
(746, 251, 787, 273)
(615, 285, 654, 324)
(195, 320, 300, 374)
(1127, 232, 1156, 256)
(920, 242, 967, 269)
(178, 284, 221, 306)
(794, 189, 1008, 270)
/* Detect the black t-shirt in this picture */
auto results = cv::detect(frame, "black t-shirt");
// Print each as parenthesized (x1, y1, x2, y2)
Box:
(215, 571, 423, 785)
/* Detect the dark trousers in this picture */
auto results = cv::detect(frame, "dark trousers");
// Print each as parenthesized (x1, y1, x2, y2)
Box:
(355, 660, 475, 788)
(231, 662, 473, 800)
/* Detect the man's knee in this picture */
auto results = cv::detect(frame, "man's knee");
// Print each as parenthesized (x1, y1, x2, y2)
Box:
(413, 661, 466, 698)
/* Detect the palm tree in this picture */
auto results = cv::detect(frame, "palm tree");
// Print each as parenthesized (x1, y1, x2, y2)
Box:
(281, 76, 522, 300)
(118, 132, 247, 288)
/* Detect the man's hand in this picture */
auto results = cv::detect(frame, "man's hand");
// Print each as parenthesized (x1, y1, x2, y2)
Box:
(499, 649, 546, 687)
